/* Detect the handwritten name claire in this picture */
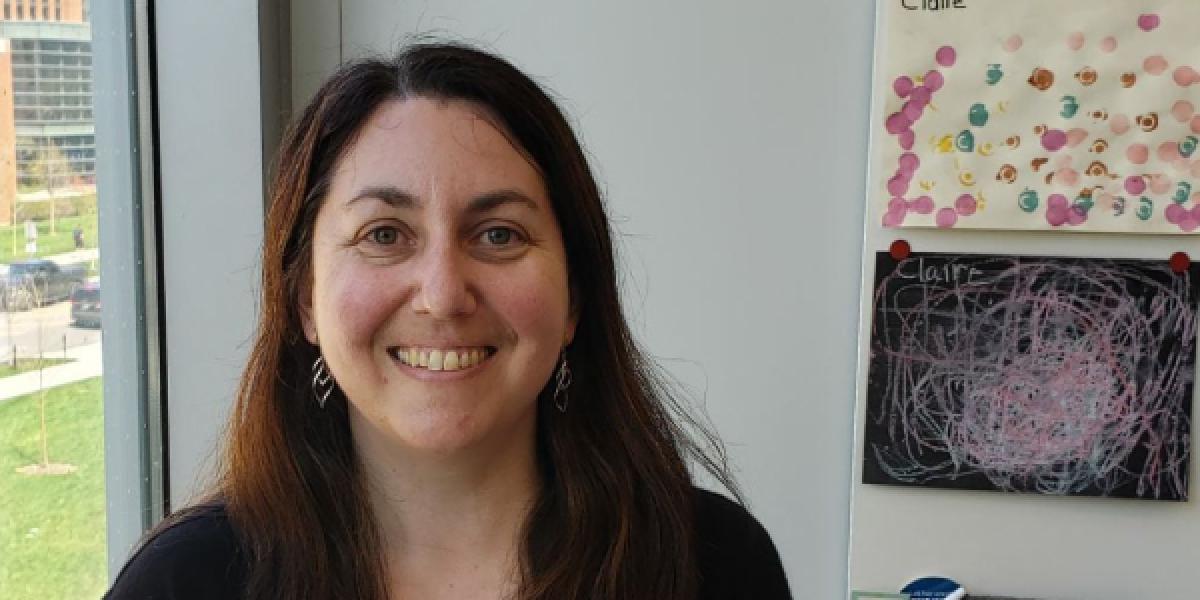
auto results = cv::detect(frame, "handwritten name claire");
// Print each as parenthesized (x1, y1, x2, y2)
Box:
(902, 0, 967, 10)
(895, 258, 983, 285)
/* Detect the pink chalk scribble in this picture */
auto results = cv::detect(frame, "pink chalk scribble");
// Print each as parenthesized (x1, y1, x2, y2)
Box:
(865, 254, 1197, 500)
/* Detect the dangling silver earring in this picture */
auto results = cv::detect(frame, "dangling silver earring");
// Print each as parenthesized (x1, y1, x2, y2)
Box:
(552, 352, 573, 413)
(312, 354, 335, 409)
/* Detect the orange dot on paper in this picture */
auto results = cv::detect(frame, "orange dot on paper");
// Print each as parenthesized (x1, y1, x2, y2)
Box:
(1192, 115, 1200, 134)
(1144, 55, 1168, 75)
(1100, 36, 1118, 53)
(1126, 144, 1149, 164)
(1003, 35, 1023, 52)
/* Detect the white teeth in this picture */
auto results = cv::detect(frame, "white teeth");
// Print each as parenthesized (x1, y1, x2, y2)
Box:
(394, 347, 490, 371)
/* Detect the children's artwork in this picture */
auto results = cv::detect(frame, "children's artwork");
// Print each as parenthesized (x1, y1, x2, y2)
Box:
(873, 1, 1200, 232)
(863, 252, 1198, 500)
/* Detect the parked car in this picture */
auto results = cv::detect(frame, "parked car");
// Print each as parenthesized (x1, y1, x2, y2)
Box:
(1, 259, 88, 311)
(70, 282, 102, 328)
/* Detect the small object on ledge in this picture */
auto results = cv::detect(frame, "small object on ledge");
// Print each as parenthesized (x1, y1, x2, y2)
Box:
(902, 576, 966, 599)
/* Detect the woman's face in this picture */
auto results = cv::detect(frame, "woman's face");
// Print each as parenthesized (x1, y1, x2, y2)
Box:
(301, 97, 576, 455)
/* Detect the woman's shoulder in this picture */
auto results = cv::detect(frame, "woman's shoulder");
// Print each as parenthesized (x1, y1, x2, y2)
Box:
(694, 487, 793, 599)
(104, 503, 247, 599)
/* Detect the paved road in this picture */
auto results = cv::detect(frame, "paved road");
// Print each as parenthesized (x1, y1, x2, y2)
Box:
(0, 248, 104, 401)
(0, 248, 101, 360)
(0, 297, 101, 360)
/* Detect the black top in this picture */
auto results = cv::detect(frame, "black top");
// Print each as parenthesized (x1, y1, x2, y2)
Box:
(105, 488, 791, 599)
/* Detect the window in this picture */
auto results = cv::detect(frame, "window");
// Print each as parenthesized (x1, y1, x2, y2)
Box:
(0, 1, 159, 597)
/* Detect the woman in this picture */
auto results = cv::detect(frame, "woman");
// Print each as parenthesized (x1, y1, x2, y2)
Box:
(106, 43, 791, 600)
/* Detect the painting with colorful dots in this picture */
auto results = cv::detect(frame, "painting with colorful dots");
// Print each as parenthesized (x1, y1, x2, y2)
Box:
(863, 251, 1199, 500)
(872, 1, 1200, 232)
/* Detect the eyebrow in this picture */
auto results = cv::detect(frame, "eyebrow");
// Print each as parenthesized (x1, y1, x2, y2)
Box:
(345, 186, 540, 214)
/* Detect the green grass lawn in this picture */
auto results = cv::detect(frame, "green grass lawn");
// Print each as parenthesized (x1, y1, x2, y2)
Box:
(0, 214, 98, 264)
(0, 358, 73, 379)
(0, 377, 107, 599)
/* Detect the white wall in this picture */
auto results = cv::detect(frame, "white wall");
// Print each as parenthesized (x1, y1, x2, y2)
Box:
(155, 2, 265, 508)
(290, 1, 878, 596)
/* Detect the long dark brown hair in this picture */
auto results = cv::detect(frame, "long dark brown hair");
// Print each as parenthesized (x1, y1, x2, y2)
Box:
(214, 42, 738, 599)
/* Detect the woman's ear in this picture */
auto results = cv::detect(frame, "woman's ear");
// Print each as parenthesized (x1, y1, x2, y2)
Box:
(299, 275, 318, 345)
(565, 287, 580, 345)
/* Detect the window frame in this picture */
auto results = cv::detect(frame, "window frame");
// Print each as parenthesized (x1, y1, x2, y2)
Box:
(93, 0, 167, 577)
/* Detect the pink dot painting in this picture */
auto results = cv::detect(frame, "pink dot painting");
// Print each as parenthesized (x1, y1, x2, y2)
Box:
(1165, 203, 1185, 224)
(875, 3, 1200, 235)
(935, 46, 956, 67)
(1148, 174, 1173, 195)
(1125, 176, 1147, 195)
(955, 194, 977, 216)
(1126, 143, 1149, 164)
(924, 70, 945, 92)
(1158, 141, 1182, 162)
(902, 101, 923, 121)
(1041, 129, 1068, 151)
(1067, 32, 1085, 51)
(909, 86, 932, 107)
(1045, 204, 1069, 226)
(1174, 67, 1198, 87)
(1172, 100, 1196, 122)
(1054, 168, 1080, 187)
(886, 112, 911, 135)
(911, 196, 934, 214)
(1110, 114, 1131, 135)
(1067, 206, 1087, 226)
(883, 208, 906, 228)
(1066, 128, 1088, 148)
(935, 207, 958, 228)
(1144, 55, 1168, 75)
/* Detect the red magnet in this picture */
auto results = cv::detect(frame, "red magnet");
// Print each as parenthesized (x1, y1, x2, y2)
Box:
(890, 239, 912, 261)
(1169, 251, 1190, 274)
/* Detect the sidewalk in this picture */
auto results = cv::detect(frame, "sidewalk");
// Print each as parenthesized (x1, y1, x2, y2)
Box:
(0, 341, 103, 402)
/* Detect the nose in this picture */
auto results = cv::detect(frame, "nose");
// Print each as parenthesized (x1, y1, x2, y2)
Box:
(411, 242, 477, 319)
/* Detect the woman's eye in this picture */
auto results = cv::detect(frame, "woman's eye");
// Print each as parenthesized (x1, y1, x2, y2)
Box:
(367, 226, 398, 245)
(481, 227, 518, 246)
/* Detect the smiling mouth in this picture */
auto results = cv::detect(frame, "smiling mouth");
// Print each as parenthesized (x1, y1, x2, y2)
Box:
(387, 346, 497, 372)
